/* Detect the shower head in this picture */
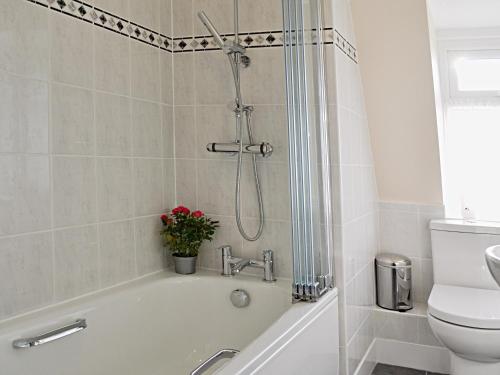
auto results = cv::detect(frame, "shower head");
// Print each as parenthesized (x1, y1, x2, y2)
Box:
(198, 11, 225, 49)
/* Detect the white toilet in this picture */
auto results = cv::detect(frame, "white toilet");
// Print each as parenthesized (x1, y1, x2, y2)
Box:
(428, 220, 500, 375)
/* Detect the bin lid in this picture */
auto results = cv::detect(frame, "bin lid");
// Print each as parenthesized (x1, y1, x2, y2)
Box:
(376, 253, 411, 267)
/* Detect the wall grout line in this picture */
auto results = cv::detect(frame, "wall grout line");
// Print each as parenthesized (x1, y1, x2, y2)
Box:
(128, 0, 139, 279)
(91, 18, 102, 290)
(47, 2, 57, 305)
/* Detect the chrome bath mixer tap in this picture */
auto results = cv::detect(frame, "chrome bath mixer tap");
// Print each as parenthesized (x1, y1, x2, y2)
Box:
(220, 246, 276, 282)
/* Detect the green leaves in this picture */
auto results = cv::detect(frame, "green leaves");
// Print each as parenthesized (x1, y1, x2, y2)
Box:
(160, 210, 219, 258)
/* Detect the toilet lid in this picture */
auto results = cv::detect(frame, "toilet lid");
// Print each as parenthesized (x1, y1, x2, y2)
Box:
(428, 284, 500, 329)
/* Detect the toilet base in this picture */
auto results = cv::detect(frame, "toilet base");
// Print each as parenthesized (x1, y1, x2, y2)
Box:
(450, 353, 500, 375)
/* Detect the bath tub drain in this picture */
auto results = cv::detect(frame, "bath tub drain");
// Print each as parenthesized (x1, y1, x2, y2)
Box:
(230, 289, 250, 308)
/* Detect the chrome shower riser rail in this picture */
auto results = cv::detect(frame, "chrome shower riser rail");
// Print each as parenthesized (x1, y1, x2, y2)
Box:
(197, 2, 267, 242)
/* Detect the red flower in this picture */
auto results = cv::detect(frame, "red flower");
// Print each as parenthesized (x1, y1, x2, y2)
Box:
(192, 210, 204, 218)
(172, 205, 190, 215)
(160, 214, 169, 225)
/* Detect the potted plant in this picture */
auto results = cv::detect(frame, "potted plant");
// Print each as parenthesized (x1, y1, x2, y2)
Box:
(160, 206, 218, 275)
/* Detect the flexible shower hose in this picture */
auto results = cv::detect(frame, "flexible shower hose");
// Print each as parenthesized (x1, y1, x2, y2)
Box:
(229, 54, 265, 241)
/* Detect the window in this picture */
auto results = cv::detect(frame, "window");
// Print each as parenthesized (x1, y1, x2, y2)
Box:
(444, 106, 500, 221)
(448, 50, 500, 97)
(440, 45, 500, 221)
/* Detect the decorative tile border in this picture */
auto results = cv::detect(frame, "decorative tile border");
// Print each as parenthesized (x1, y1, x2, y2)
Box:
(25, 0, 357, 63)
(172, 30, 287, 52)
(334, 30, 358, 63)
(171, 28, 360, 61)
(26, 0, 174, 51)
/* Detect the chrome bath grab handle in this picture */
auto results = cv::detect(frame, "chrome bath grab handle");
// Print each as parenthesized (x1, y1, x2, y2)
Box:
(190, 349, 239, 375)
(12, 319, 87, 349)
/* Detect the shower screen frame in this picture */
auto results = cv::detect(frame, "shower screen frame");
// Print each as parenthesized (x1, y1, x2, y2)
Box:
(282, 0, 334, 301)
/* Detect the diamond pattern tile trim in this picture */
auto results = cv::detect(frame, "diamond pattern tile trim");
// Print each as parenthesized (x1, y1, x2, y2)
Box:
(24, 0, 357, 63)
(25, 0, 174, 51)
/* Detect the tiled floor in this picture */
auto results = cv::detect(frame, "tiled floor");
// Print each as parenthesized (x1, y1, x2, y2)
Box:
(372, 364, 447, 375)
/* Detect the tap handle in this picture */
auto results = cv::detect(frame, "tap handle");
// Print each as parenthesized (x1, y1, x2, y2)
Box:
(220, 245, 233, 277)
(262, 250, 276, 282)
(220, 245, 232, 257)
(263, 249, 273, 261)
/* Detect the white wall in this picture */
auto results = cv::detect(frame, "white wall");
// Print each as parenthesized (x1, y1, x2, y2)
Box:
(351, 0, 443, 206)
(379, 202, 443, 304)
(348, 1, 449, 371)
(376, 201, 447, 372)
(330, 1, 380, 374)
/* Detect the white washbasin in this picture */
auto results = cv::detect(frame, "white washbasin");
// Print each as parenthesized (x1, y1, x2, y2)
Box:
(485, 245, 500, 287)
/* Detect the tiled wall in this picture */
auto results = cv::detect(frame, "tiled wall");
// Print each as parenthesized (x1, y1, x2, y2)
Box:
(329, 0, 380, 374)
(374, 306, 443, 349)
(379, 202, 444, 304)
(170, 0, 293, 278)
(333, 2, 447, 372)
(376, 201, 445, 352)
(1, 9, 386, 372)
(0, 0, 174, 321)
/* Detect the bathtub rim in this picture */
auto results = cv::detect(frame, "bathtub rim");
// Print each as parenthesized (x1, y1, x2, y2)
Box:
(0, 269, 292, 330)
(215, 286, 339, 374)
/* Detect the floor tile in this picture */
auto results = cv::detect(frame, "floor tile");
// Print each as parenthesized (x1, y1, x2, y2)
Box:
(372, 364, 425, 375)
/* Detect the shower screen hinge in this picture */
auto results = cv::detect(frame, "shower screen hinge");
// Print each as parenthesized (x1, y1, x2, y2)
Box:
(293, 281, 321, 302)
(293, 275, 333, 302)
(317, 274, 333, 291)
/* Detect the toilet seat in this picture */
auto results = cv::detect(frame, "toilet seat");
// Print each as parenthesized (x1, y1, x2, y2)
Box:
(428, 284, 500, 329)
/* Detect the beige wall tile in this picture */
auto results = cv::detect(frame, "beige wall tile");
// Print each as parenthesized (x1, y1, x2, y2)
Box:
(131, 40, 160, 101)
(97, 158, 134, 221)
(174, 106, 196, 158)
(129, 0, 160, 30)
(0, 0, 49, 80)
(0, 155, 50, 236)
(134, 158, 164, 216)
(54, 225, 99, 300)
(0, 233, 53, 319)
(99, 220, 136, 287)
(173, 53, 194, 105)
(132, 99, 162, 157)
(135, 215, 168, 275)
(95, 92, 132, 157)
(0, 72, 49, 153)
(175, 159, 197, 209)
(94, 27, 130, 96)
(50, 13, 93, 88)
(53, 156, 97, 227)
(51, 84, 94, 155)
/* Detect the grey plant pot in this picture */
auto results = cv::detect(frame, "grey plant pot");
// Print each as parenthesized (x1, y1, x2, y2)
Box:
(173, 255, 198, 275)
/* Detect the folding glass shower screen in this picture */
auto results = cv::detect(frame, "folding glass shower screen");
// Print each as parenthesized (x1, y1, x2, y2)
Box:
(282, 0, 334, 301)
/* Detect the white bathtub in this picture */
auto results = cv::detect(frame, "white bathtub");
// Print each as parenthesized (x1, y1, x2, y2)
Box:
(0, 270, 339, 375)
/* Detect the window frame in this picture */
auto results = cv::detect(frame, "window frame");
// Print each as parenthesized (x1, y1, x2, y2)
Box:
(436, 29, 500, 220)
(448, 49, 500, 98)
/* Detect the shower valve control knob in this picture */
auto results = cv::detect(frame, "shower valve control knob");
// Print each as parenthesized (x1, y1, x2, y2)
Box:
(207, 142, 273, 157)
